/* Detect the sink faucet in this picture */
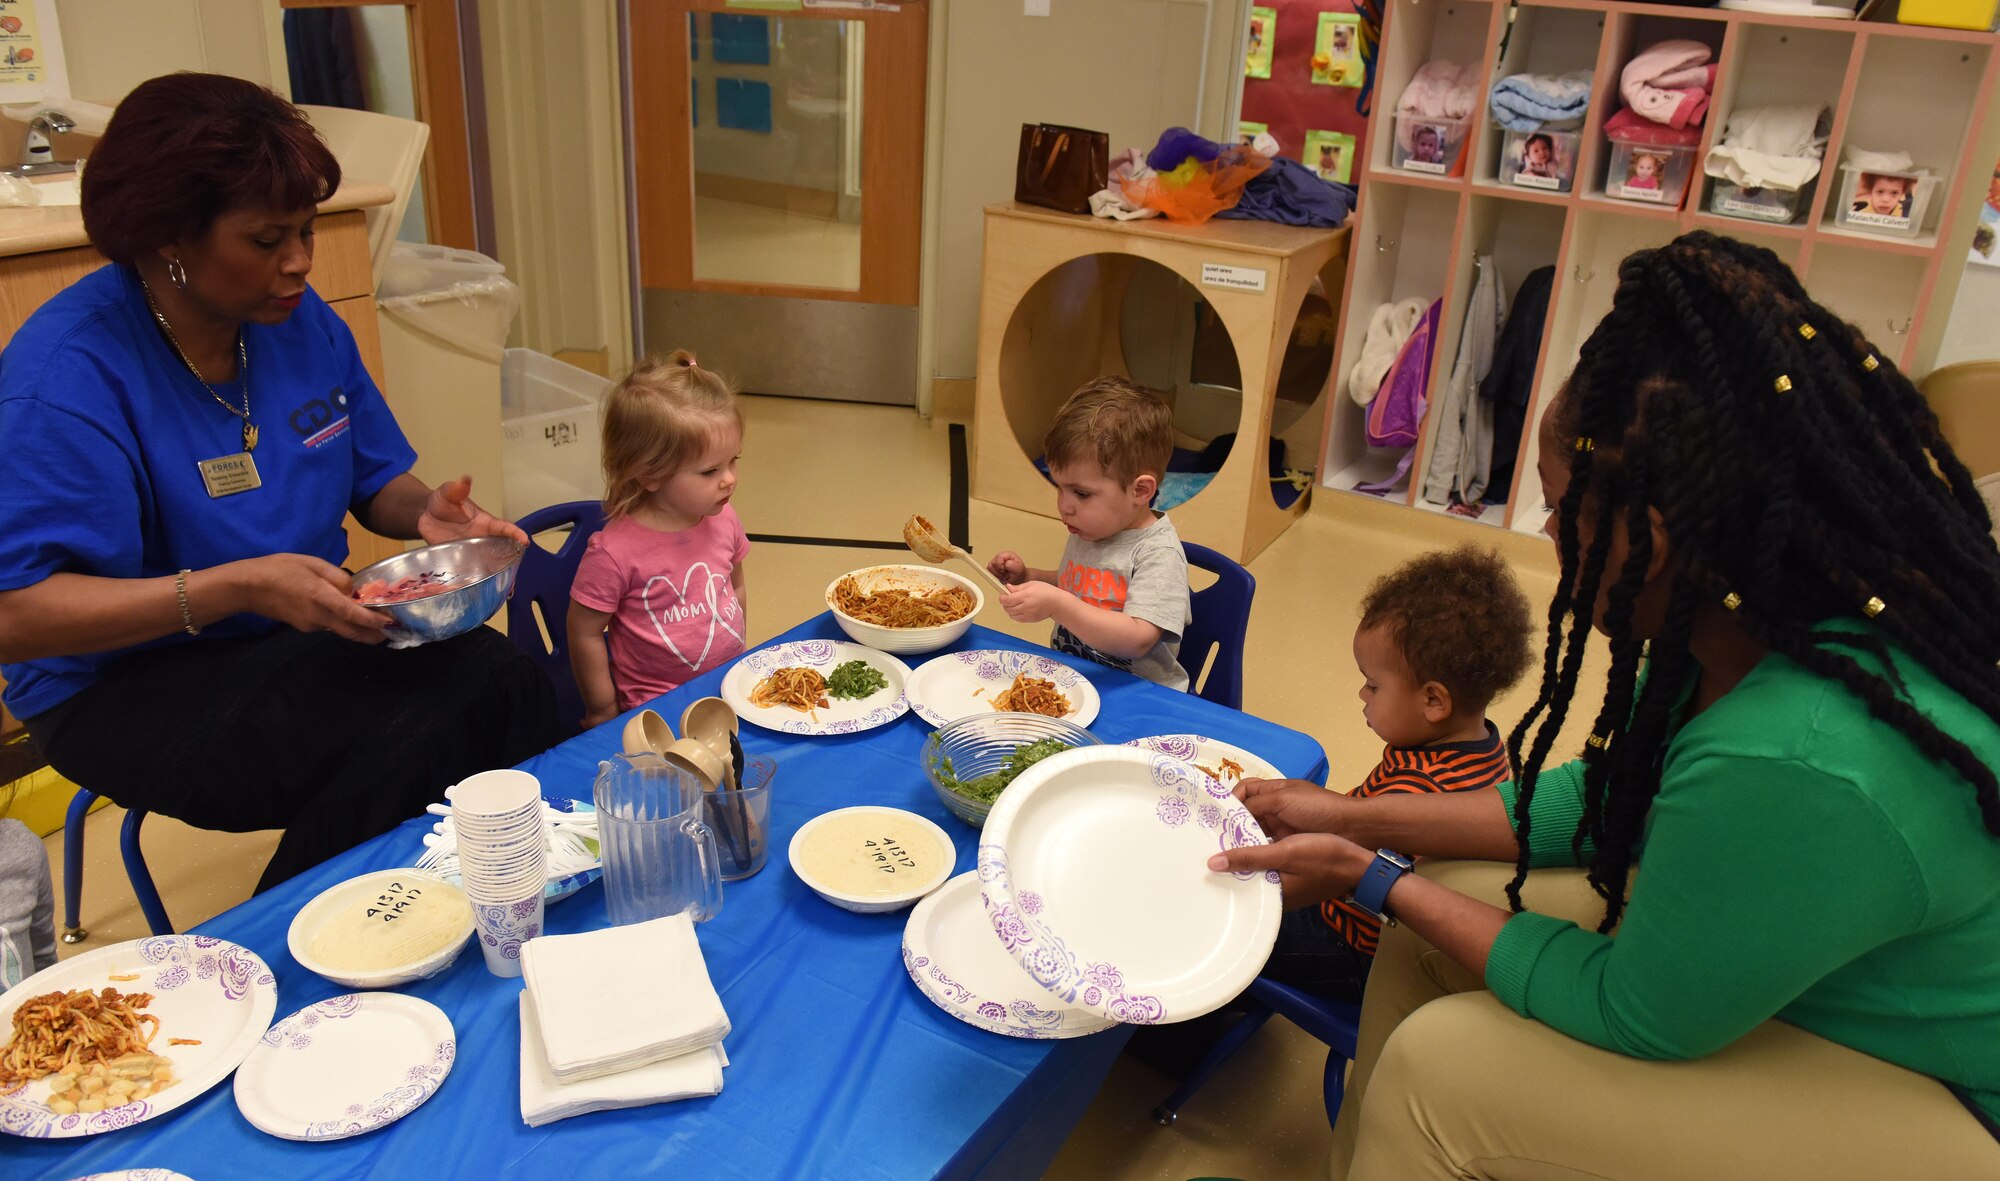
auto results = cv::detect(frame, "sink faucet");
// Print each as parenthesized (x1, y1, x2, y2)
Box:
(12, 109, 76, 176)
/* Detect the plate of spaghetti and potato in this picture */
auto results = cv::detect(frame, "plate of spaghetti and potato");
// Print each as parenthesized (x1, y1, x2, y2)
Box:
(0, 935, 276, 1139)
(721, 639, 914, 736)
(904, 650, 1101, 729)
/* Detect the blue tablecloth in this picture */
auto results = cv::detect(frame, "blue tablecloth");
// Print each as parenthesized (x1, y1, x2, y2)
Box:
(16, 615, 1328, 1181)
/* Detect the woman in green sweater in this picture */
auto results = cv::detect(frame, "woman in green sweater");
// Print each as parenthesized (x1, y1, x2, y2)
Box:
(1216, 232, 2000, 1178)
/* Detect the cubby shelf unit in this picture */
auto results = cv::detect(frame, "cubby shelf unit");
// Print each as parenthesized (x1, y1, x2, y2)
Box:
(1320, 0, 2000, 534)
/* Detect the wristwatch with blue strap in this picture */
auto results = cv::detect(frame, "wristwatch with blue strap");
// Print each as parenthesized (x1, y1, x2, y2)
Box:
(1351, 848, 1415, 922)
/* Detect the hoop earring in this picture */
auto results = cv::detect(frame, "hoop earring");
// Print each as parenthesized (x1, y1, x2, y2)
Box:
(167, 258, 188, 291)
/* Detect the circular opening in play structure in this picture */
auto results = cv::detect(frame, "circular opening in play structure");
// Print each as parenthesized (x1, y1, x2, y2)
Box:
(997, 253, 1336, 518)
(999, 254, 1241, 515)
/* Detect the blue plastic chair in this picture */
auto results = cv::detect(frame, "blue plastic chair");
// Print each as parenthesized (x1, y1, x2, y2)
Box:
(1152, 976, 1362, 1128)
(507, 500, 609, 730)
(1178, 542, 1255, 710)
(60, 788, 172, 942)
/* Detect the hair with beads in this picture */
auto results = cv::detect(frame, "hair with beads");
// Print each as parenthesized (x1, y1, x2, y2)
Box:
(600, 350, 741, 521)
(1506, 231, 2000, 930)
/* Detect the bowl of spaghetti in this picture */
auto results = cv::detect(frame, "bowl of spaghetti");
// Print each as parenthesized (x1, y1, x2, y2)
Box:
(825, 564, 982, 655)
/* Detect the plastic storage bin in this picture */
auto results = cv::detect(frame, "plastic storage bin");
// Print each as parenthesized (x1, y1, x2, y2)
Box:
(1500, 128, 1580, 192)
(1709, 179, 1813, 225)
(1896, 0, 1996, 28)
(1833, 164, 1940, 239)
(501, 349, 612, 521)
(1605, 138, 1696, 207)
(1392, 114, 1470, 177)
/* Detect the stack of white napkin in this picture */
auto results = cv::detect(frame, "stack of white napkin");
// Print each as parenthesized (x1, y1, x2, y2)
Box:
(518, 913, 732, 1125)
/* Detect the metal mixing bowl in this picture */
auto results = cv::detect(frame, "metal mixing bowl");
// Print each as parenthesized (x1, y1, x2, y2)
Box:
(351, 536, 524, 643)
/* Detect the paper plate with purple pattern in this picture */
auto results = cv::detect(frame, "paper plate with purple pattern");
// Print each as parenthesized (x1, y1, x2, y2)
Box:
(233, 993, 455, 1142)
(902, 872, 1116, 1040)
(977, 746, 1281, 1025)
(65, 1171, 197, 1180)
(1122, 735, 1282, 787)
(721, 639, 912, 736)
(0, 936, 277, 1139)
(903, 649, 1101, 729)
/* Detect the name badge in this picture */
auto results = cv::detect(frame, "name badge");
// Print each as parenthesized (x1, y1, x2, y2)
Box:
(197, 451, 262, 498)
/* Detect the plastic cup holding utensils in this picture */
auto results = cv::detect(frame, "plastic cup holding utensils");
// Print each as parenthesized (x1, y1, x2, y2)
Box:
(707, 756, 775, 881)
(592, 751, 724, 927)
(452, 768, 550, 976)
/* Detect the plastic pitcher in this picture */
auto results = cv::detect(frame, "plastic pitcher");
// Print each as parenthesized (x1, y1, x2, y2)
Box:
(592, 752, 723, 926)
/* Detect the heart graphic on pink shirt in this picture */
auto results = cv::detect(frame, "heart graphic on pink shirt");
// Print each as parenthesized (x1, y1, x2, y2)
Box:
(641, 561, 743, 673)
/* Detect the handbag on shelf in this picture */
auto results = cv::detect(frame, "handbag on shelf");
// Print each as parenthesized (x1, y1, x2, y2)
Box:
(1015, 123, 1110, 215)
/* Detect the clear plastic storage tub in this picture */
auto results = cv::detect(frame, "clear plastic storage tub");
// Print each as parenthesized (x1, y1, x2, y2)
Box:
(1832, 164, 1939, 239)
(1392, 114, 1471, 177)
(1605, 138, 1696, 207)
(1500, 128, 1580, 193)
(1709, 179, 1813, 225)
(500, 349, 612, 521)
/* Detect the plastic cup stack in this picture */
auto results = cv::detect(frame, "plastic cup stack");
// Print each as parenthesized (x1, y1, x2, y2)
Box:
(451, 768, 549, 978)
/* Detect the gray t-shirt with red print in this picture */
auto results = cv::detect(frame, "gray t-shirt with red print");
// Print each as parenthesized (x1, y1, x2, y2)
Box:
(1049, 512, 1190, 692)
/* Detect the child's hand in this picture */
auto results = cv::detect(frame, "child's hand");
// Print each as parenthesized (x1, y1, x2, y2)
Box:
(988, 550, 1028, 585)
(999, 580, 1065, 624)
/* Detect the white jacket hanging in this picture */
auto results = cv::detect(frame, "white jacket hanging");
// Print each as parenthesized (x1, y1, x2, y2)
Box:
(1422, 256, 1505, 507)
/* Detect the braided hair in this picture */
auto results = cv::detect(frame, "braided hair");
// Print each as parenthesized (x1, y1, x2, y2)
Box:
(1505, 231, 2000, 930)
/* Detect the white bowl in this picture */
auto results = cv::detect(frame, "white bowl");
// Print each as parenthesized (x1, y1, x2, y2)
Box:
(287, 869, 476, 988)
(788, 805, 956, 913)
(825, 564, 983, 655)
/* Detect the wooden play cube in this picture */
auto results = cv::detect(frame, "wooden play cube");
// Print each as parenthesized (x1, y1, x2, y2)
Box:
(972, 203, 1349, 564)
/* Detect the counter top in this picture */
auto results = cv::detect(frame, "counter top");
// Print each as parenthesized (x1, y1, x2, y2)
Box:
(986, 201, 1349, 258)
(0, 180, 394, 259)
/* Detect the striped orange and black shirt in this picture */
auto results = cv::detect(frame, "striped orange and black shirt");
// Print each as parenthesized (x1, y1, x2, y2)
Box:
(1322, 721, 1511, 956)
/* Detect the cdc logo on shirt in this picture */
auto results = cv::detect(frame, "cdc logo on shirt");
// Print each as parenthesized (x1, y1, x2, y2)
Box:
(290, 387, 353, 448)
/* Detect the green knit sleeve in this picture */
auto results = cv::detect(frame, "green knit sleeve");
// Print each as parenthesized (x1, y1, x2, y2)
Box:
(1494, 758, 1591, 868)
(1483, 753, 1924, 1060)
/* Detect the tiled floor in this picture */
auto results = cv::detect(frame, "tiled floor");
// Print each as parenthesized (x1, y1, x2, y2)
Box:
(41, 393, 1608, 1179)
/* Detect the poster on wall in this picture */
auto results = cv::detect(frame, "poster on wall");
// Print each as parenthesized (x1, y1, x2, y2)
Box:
(1311, 13, 1363, 87)
(1238, 120, 1269, 147)
(1245, 6, 1277, 79)
(1969, 159, 2000, 268)
(0, 0, 65, 104)
(1303, 129, 1355, 183)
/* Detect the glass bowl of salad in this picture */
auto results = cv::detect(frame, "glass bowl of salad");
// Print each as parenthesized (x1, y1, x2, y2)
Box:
(921, 712, 1100, 827)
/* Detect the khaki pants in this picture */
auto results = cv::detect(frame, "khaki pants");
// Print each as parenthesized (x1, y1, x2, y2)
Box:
(1328, 861, 2000, 1181)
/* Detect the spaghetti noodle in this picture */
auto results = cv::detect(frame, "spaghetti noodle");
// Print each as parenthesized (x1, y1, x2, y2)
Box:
(990, 673, 1071, 718)
(0, 988, 161, 1091)
(833, 575, 975, 629)
(750, 666, 832, 719)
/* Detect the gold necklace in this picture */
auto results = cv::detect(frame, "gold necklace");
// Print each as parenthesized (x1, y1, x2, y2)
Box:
(140, 277, 257, 453)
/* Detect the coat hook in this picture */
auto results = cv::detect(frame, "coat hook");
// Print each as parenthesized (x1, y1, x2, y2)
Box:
(1887, 316, 1911, 336)
(1572, 264, 1595, 284)
(1376, 235, 1396, 252)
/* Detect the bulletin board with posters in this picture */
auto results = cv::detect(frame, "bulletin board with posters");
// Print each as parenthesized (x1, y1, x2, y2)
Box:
(1237, 0, 1369, 185)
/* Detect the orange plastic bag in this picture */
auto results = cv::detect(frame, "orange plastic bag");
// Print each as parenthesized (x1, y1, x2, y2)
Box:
(1122, 146, 1272, 224)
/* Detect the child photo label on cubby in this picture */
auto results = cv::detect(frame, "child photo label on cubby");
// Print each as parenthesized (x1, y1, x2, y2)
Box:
(1202, 263, 1270, 293)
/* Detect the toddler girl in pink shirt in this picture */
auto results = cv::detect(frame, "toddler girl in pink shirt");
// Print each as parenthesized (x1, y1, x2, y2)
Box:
(567, 351, 749, 728)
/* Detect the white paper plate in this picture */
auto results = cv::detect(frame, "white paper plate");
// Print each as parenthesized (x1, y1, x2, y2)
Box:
(903, 872, 1116, 1039)
(977, 746, 1280, 1024)
(1123, 735, 1282, 787)
(904, 650, 1101, 729)
(0, 936, 277, 1139)
(721, 639, 912, 736)
(233, 993, 455, 1142)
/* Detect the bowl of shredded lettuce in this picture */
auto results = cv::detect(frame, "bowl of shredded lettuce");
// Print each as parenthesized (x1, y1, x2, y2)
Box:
(921, 712, 1101, 826)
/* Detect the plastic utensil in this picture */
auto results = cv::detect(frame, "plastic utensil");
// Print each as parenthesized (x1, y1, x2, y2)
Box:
(902, 514, 1009, 600)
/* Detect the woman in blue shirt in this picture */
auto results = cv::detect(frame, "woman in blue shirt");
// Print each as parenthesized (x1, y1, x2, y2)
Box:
(0, 74, 564, 891)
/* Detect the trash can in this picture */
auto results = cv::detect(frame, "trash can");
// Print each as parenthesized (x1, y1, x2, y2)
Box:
(376, 243, 520, 518)
(500, 349, 611, 521)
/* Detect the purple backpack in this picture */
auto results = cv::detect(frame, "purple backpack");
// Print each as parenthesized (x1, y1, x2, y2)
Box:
(1366, 299, 1442, 448)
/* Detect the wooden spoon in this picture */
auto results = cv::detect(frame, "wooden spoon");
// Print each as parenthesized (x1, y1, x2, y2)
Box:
(902, 514, 1010, 601)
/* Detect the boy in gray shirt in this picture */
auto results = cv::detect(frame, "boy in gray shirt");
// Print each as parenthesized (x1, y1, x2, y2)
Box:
(988, 378, 1192, 691)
